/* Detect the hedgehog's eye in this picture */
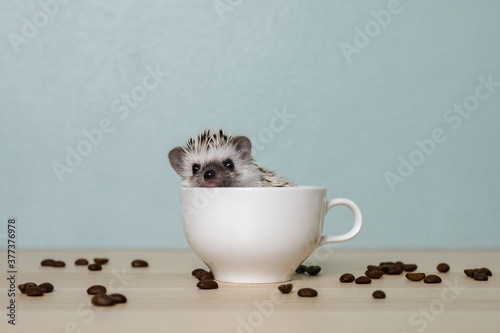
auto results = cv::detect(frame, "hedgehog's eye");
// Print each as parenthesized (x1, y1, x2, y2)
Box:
(192, 164, 201, 175)
(223, 159, 234, 171)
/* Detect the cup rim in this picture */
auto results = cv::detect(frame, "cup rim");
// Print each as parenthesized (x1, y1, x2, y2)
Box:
(180, 186, 326, 191)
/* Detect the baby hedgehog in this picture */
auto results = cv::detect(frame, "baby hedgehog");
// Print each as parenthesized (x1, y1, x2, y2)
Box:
(168, 129, 295, 187)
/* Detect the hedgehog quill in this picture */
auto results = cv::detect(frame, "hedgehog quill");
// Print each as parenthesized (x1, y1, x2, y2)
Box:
(169, 129, 295, 187)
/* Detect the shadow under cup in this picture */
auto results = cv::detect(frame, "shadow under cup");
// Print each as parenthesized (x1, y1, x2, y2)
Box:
(180, 186, 362, 283)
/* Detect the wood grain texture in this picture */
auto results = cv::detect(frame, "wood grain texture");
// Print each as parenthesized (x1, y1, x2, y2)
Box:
(2, 249, 499, 333)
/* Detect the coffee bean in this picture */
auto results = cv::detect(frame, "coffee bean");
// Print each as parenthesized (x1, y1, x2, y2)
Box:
(278, 283, 293, 294)
(41, 259, 56, 267)
(295, 265, 307, 274)
(298, 288, 318, 297)
(53, 261, 66, 268)
(192, 268, 206, 277)
(198, 271, 215, 281)
(109, 293, 127, 303)
(372, 290, 386, 299)
(131, 259, 149, 268)
(480, 267, 492, 276)
(88, 263, 102, 271)
(366, 265, 379, 271)
(92, 293, 115, 306)
(387, 265, 403, 275)
(38, 282, 54, 293)
(465, 268, 492, 279)
(394, 261, 404, 267)
(378, 265, 391, 274)
(306, 265, 321, 276)
(339, 273, 355, 283)
(197, 280, 218, 289)
(19, 282, 37, 294)
(26, 287, 44, 297)
(423, 274, 442, 284)
(94, 258, 109, 265)
(471, 269, 482, 278)
(355, 276, 372, 284)
(379, 261, 394, 266)
(75, 259, 89, 266)
(437, 263, 450, 273)
(402, 264, 418, 272)
(406, 273, 426, 281)
(365, 270, 384, 279)
(474, 273, 488, 281)
(195, 270, 208, 279)
(87, 285, 107, 295)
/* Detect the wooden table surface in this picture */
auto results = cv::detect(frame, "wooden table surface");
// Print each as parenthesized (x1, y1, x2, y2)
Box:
(1, 249, 499, 333)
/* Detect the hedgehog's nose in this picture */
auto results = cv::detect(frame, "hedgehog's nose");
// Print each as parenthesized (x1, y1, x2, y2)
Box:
(203, 170, 216, 180)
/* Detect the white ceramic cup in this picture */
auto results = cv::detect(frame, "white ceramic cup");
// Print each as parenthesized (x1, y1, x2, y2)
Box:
(180, 186, 362, 283)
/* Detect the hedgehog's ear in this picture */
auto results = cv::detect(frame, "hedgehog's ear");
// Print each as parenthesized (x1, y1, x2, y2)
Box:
(232, 136, 252, 162)
(168, 147, 186, 176)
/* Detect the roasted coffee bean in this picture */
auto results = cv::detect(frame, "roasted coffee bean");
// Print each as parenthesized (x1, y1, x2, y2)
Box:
(372, 290, 386, 299)
(379, 261, 394, 266)
(278, 283, 293, 294)
(355, 276, 372, 284)
(26, 287, 44, 297)
(298, 288, 318, 297)
(365, 270, 384, 279)
(195, 270, 208, 279)
(423, 275, 442, 284)
(464, 269, 474, 278)
(75, 259, 89, 266)
(378, 265, 391, 274)
(198, 272, 215, 281)
(87, 285, 107, 295)
(131, 259, 149, 268)
(88, 263, 102, 271)
(402, 264, 417, 272)
(366, 265, 379, 271)
(53, 261, 66, 268)
(474, 273, 488, 281)
(192, 268, 206, 277)
(480, 267, 492, 276)
(109, 293, 127, 303)
(394, 261, 404, 267)
(19, 282, 37, 294)
(406, 273, 426, 281)
(295, 265, 307, 274)
(387, 265, 403, 275)
(92, 293, 115, 306)
(339, 273, 355, 283)
(38, 282, 54, 293)
(94, 258, 109, 265)
(474, 268, 492, 277)
(437, 263, 450, 273)
(306, 265, 321, 276)
(41, 259, 56, 266)
(197, 280, 218, 289)
(472, 268, 481, 275)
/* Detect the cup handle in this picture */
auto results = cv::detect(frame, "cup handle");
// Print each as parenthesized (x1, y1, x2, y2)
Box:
(318, 198, 362, 246)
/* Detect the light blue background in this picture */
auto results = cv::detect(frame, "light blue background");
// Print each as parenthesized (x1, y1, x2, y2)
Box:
(1, 0, 499, 249)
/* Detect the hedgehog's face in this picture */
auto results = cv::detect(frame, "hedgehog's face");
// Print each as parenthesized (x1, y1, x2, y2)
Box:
(169, 136, 252, 187)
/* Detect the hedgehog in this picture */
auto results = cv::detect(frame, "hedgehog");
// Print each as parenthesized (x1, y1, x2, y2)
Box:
(168, 129, 295, 187)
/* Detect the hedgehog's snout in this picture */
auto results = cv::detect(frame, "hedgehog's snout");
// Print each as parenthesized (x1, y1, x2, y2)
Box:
(203, 169, 216, 180)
